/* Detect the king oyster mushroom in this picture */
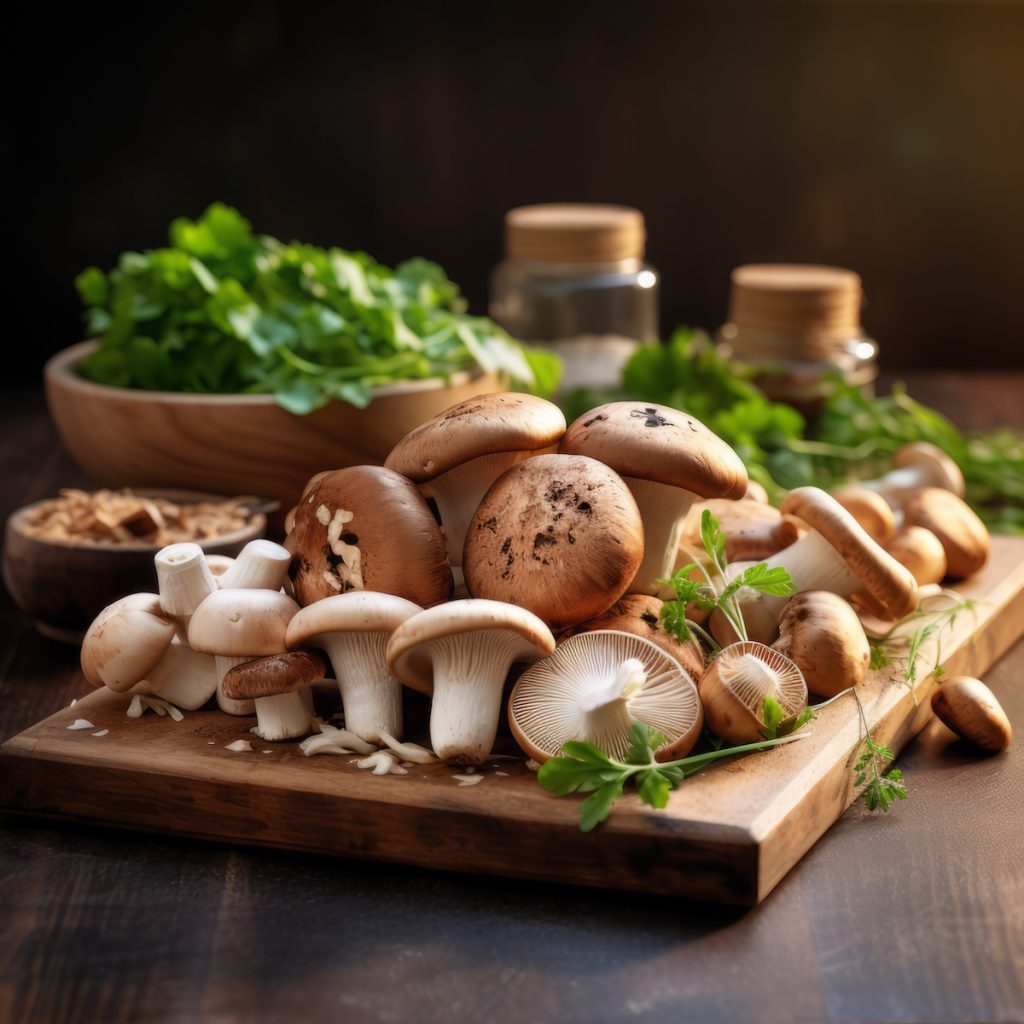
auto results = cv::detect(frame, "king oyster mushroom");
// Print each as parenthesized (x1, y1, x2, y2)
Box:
(383, 393, 566, 575)
(559, 402, 747, 594)
(902, 487, 989, 579)
(287, 465, 452, 607)
(508, 630, 704, 763)
(860, 442, 965, 507)
(462, 454, 644, 631)
(386, 599, 555, 763)
(222, 650, 326, 742)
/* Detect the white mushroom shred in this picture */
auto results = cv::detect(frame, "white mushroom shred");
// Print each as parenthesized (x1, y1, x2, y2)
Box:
(494, 770, 509, 777)
(525, 759, 541, 772)
(325, 508, 365, 591)
(356, 751, 408, 776)
(378, 732, 438, 764)
(315, 504, 332, 525)
(453, 774, 484, 786)
(126, 694, 185, 721)
(92, 729, 109, 737)
(67, 719, 94, 731)
(225, 739, 253, 752)
(299, 723, 378, 757)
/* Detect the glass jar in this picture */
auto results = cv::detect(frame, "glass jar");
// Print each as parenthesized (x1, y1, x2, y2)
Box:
(490, 204, 659, 391)
(716, 264, 879, 414)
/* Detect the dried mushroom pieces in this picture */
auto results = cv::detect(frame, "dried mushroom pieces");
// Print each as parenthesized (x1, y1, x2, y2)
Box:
(22, 489, 254, 545)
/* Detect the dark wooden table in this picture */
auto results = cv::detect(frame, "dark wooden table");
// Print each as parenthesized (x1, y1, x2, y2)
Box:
(2, 374, 1022, 1024)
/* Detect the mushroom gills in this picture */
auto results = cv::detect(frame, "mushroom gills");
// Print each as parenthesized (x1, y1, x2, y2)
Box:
(623, 476, 696, 595)
(320, 632, 403, 744)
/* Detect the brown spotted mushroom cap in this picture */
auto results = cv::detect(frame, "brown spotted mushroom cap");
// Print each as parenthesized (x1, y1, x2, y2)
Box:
(902, 488, 989, 579)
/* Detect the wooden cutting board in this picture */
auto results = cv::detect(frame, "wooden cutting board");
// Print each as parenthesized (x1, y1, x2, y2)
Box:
(2, 536, 1022, 905)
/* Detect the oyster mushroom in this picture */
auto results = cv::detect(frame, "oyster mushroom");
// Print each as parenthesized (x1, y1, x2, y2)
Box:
(559, 401, 747, 594)
(902, 487, 989, 579)
(508, 630, 703, 763)
(884, 525, 948, 585)
(222, 650, 325, 742)
(862, 442, 965, 506)
(931, 676, 1012, 753)
(287, 465, 452, 607)
(462, 454, 644, 631)
(386, 599, 555, 763)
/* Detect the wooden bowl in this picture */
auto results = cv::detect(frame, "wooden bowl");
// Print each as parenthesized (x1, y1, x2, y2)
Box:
(3, 490, 266, 642)
(45, 342, 500, 515)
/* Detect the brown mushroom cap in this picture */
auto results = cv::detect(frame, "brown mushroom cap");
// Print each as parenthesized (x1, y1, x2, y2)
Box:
(187, 589, 299, 657)
(564, 594, 706, 682)
(775, 591, 870, 697)
(884, 526, 948, 586)
(559, 401, 748, 498)
(287, 465, 453, 607)
(681, 499, 802, 562)
(832, 486, 897, 544)
(222, 650, 328, 701)
(462, 454, 644, 630)
(384, 393, 566, 482)
(80, 593, 177, 691)
(931, 676, 1012, 752)
(780, 487, 918, 620)
(894, 442, 965, 497)
(902, 488, 989, 579)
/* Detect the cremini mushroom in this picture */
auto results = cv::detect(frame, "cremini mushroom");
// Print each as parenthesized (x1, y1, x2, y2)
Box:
(680, 498, 802, 563)
(564, 594, 706, 683)
(383, 393, 566, 572)
(902, 487, 989, 579)
(287, 465, 452, 607)
(861, 442, 965, 506)
(286, 591, 423, 743)
(386, 599, 555, 763)
(222, 650, 326, 741)
(462, 454, 644, 630)
(884, 525, 948, 585)
(217, 539, 292, 591)
(832, 487, 897, 545)
(699, 641, 807, 743)
(773, 591, 869, 697)
(154, 542, 218, 637)
(713, 487, 918, 645)
(508, 630, 703, 763)
(188, 589, 300, 715)
(559, 402, 748, 594)
(931, 676, 1012, 752)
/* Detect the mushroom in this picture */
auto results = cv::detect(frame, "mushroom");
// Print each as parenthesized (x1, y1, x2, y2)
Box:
(861, 442, 965, 506)
(285, 591, 423, 743)
(884, 525, 948, 585)
(563, 594, 706, 683)
(773, 591, 870, 697)
(559, 402, 747, 594)
(508, 630, 704, 763)
(205, 554, 237, 580)
(902, 487, 989, 579)
(221, 650, 326, 741)
(699, 641, 807, 743)
(462, 454, 644, 630)
(744, 480, 770, 504)
(714, 487, 919, 645)
(831, 487, 897, 545)
(217, 539, 292, 591)
(154, 542, 218, 637)
(680, 498, 802, 563)
(931, 676, 1012, 753)
(287, 465, 452, 607)
(383, 393, 566, 571)
(187, 589, 300, 715)
(386, 599, 555, 763)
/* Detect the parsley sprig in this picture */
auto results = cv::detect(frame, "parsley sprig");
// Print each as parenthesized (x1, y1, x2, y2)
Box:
(850, 688, 907, 811)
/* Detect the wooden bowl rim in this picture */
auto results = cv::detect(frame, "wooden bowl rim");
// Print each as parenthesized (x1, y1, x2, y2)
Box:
(46, 341, 492, 406)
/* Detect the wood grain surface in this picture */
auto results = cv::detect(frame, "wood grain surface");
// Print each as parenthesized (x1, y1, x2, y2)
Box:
(1, 376, 1022, 1023)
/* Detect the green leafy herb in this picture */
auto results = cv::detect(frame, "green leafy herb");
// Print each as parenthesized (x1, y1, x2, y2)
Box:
(850, 690, 908, 812)
(538, 721, 808, 831)
(76, 203, 560, 413)
(761, 696, 817, 740)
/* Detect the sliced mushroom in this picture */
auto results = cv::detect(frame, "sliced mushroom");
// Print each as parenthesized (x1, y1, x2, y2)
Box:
(884, 525, 948, 585)
(508, 630, 703, 763)
(902, 488, 989, 579)
(931, 676, 1012, 752)
(462, 454, 644, 630)
(386, 599, 555, 764)
(862, 442, 965, 506)
(222, 650, 325, 741)
(832, 486, 898, 545)
(559, 402, 747, 594)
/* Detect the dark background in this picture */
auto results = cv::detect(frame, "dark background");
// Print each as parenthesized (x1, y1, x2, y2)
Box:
(10, 0, 1024, 382)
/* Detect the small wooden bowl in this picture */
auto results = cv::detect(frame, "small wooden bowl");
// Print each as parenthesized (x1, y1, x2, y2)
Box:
(45, 342, 500, 518)
(3, 490, 267, 643)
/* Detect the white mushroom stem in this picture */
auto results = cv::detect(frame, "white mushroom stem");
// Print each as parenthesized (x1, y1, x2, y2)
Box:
(214, 656, 257, 716)
(576, 658, 648, 745)
(250, 692, 314, 742)
(427, 630, 528, 764)
(155, 543, 218, 638)
(137, 641, 218, 710)
(422, 451, 533, 568)
(218, 540, 292, 591)
(622, 477, 697, 595)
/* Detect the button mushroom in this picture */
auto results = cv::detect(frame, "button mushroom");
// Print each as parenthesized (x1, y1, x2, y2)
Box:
(884, 525, 948, 585)
(902, 487, 990, 579)
(773, 591, 870, 697)
(699, 641, 808, 743)
(222, 650, 326, 742)
(861, 442, 965, 506)
(187, 589, 300, 715)
(931, 676, 1012, 753)
(559, 402, 748, 594)
(508, 630, 704, 763)
(386, 599, 555, 764)
(383, 393, 566, 573)
(680, 498, 802, 564)
(831, 486, 898, 545)
(287, 465, 452, 607)
(217, 539, 292, 591)
(462, 454, 644, 631)
(285, 591, 423, 743)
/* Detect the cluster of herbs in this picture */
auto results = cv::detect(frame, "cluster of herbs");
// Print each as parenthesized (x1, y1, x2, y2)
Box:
(562, 328, 1024, 534)
(75, 203, 560, 414)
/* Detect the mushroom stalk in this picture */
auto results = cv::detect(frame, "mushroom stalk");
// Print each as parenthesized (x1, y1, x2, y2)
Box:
(623, 477, 697, 595)
(577, 658, 647, 744)
(155, 543, 217, 638)
(318, 633, 403, 744)
(218, 540, 292, 591)
(139, 641, 218, 710)
(214, 655, 257, 716)
(251, 692, 314, 742)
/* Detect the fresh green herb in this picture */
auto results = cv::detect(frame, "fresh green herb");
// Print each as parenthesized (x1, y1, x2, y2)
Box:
(850, 689, 907, 812)
(75, 203, 560, 413)
(761, 696, 817, 740)
(537, 721, 807, 831)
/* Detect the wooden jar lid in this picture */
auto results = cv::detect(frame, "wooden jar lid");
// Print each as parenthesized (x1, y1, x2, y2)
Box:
(504, 204, 646, 263)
